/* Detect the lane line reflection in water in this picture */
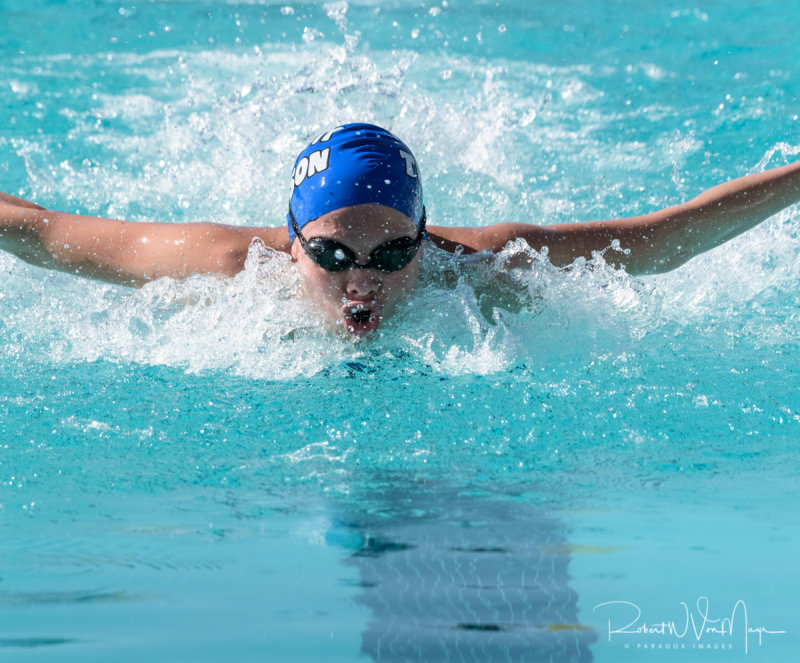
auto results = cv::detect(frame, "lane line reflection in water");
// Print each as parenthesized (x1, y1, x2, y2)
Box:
(328, 488, 596, 662)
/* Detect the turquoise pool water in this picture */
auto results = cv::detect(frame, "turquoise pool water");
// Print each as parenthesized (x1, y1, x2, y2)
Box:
(2, 1, 799, 661)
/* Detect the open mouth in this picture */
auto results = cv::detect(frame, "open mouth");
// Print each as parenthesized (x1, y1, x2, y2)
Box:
(351, 309, 372, 325)
(342, 302, 382, 336)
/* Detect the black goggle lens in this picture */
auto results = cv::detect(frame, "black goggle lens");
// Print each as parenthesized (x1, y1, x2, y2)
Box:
(304, 236, 420, 272)
(290, 207, 426, 273)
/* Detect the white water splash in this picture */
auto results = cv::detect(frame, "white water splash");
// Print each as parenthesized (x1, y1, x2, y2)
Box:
(3, 239, 667, 379)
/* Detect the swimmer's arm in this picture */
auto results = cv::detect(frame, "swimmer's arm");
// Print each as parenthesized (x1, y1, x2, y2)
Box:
(0, 192, 291, 286)
(428, 160, 800, 275)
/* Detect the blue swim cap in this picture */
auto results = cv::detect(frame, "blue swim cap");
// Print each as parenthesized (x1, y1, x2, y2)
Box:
(287, 123, 423, 241)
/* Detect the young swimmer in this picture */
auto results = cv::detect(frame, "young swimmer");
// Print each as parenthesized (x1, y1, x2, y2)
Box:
(2, 122, 800, 336)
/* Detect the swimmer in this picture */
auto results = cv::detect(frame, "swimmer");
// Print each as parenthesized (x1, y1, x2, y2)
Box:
(2, 123, 800, 336)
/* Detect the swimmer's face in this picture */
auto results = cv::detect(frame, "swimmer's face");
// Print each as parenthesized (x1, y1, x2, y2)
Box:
(291, 203, 422, 337)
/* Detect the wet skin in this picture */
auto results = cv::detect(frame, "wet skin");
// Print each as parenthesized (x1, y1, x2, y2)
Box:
(289, 203, 422, 337)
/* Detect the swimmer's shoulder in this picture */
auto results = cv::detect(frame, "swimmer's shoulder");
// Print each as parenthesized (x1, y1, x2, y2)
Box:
(236, 225, 291, 253)
(427, 223, 550, 254)
(205, 224, 291, 276)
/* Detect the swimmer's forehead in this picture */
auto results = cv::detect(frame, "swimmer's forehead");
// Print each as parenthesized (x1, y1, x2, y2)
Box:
(302, 204, 417, 238)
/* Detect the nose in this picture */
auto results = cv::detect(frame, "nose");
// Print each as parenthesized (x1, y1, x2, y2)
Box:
(345, 267, 380, 299)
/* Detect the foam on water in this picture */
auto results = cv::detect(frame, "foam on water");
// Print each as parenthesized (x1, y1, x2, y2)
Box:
(2, 237, 664, 379)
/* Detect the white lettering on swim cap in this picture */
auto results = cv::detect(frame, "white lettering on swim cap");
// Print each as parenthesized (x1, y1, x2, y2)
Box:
(398, 149, 418, 178)
(308, 148, 330, 178)
(292, 158, 308, 187)
(292, 148, 331, 187)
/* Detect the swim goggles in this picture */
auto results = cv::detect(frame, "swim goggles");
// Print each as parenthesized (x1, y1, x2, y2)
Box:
(289, 207, 426, 273)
